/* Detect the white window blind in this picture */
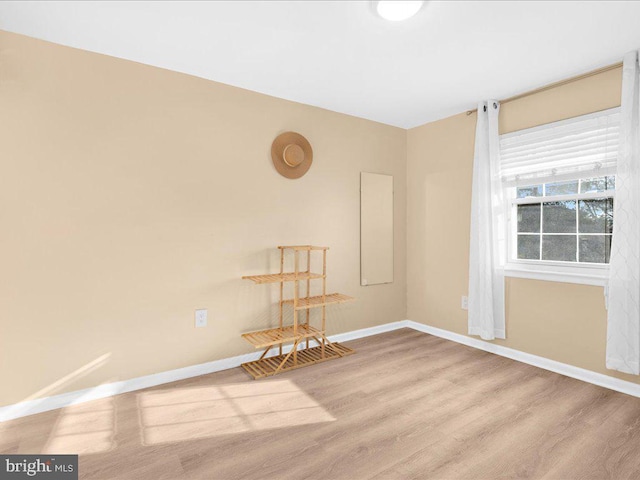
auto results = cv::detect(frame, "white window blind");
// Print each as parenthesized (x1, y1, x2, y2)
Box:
(500, 107, 620, 186)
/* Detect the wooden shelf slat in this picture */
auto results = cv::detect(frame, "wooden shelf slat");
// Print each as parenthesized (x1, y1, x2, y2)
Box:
(282, 293, 355, 310)
(277, 245, 329, 251)
(241, 324, 323, 348)
(242, 272, 325, 284)
(241, 342, 355, 379)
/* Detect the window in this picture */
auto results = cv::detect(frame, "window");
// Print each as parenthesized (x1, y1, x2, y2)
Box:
(512, 176, 614, 261)
(499, 108, 620, 285)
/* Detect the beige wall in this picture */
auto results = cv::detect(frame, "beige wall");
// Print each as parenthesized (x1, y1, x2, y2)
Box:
(406, 66, 640, 386)
(0, 31, 407, 407)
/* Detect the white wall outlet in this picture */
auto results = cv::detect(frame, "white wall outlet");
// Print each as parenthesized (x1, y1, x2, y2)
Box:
(461, 296, 468, 310)
(195, 309, 208, 328)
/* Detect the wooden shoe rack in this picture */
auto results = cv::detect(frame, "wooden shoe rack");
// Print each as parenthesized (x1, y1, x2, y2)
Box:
(240, 245, 355, 379)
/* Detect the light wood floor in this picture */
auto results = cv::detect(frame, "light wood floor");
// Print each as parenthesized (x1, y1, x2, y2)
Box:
(3, 328, 640, 479)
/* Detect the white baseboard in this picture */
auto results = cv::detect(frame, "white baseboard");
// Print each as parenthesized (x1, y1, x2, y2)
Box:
(4, 319, 640, 422)
(0, 321, 408, 422)
(406, 320, 640, 399)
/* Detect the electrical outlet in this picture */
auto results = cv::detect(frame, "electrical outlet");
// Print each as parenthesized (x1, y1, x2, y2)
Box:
(195, 309, 208, 328)
(461, 296, 468, 310)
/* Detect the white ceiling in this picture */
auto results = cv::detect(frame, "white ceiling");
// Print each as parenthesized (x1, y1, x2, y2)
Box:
(1, 1, 640, 129)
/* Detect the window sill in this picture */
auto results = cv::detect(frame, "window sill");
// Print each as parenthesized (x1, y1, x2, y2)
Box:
(503, 263, 608, 286)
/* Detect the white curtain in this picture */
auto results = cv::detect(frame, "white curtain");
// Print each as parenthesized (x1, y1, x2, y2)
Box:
(607, 50, 640, 374)
(468, 100, 506, 340)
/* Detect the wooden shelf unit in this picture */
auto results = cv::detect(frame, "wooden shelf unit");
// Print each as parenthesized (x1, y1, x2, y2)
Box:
(240, 245, 355, 379)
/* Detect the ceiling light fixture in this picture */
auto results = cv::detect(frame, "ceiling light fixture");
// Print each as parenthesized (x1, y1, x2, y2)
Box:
(375, 1, 424, 22)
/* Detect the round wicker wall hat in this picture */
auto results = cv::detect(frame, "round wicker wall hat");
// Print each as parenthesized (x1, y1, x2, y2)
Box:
(271, 131, 313, 179)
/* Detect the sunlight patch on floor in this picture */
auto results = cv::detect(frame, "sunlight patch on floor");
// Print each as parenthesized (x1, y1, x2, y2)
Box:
(137, 380, 335, 445)
(42, 397, 116, 455)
